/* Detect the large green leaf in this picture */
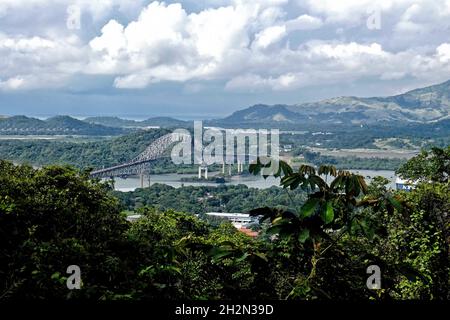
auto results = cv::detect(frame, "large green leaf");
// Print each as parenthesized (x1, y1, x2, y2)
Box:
(298, 229, 310, 243)
(321, 201, 334, 224)
(387, 195, 404, 212)
(300, 198, 319, 218)
(318, 165, 337, 177)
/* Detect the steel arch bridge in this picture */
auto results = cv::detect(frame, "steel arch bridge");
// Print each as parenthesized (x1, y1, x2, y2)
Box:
(89, 131, 270, 185)
(89, 132, 183, 180)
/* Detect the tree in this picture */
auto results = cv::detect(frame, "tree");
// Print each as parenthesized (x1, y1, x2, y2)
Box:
(396, 146, 450, 183)
(394, 147, 450, 299)
(229, 160, 433, 299)
(0, 160, 128, 299)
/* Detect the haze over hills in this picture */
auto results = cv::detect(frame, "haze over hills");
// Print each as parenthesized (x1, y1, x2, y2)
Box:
(84, 116, 188, 128)
(216, 80, 450, 126)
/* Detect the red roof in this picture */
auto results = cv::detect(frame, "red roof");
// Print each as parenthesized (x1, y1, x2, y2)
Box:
(239, 227, 259, 238)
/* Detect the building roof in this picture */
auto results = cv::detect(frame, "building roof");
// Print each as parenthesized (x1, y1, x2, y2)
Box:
(239, 227, 259, 238)
(206, 212, 250, 218)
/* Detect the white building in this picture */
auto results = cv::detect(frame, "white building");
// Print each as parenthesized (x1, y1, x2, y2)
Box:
(206, 212, 254, 229)
(395, 177, 416, 191)
(126, 214, 142, 222)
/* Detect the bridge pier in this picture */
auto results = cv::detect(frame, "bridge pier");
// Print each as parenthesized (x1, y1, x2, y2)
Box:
(140, 173, 144, 189)
(109, 177, 115, 190)
(237, 161, 244, 174)
(139, 172, 151, 188)
(199, 165, 208, 179)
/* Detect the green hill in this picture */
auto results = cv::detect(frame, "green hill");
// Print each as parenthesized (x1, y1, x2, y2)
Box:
(0, 129, 171, 168)
(0, 115, 126, 136)
(217, 79, 450, 126)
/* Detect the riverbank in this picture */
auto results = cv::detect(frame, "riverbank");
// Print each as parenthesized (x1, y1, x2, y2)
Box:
(111, 169, 397, 192)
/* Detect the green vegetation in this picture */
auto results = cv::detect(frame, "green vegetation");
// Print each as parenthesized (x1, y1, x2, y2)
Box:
(0, 115, 126, 136)
(1, 145, 448, 300)
(114, 184, 306, 215)
(0, 129, 224, 174)
(1, 117, 448, 173)
(295, 149, 406, 170)
(396, 146, 450, 183)
(0, 129, 168, 169)
(179, 175, 228, 183)
(0, 160, 272, 300)
(216, 80, 450, 125)
(280, 121, 450, 149)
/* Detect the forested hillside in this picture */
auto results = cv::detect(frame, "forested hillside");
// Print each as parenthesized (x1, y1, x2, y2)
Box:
(0, 129, 171, 169)
(114, 184, 307, 215)
(1, 147, 448, 300)
(0, 116, 126, 136)
(215, 79, 450, 125)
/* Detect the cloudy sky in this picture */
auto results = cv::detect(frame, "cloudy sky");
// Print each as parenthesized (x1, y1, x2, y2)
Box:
(1, 0, 450, 119)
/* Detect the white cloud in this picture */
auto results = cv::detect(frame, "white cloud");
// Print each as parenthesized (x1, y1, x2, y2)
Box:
(253, 25, 286, 49)
(0, 33, 85, 90)
(0, 0, 146, 20)
(225, 73, 307, 91)
(1, 0, 450, 93)
(224, 40, 450, 91)
(437, 43, 450, 63)
(187, 4, 252, 60)
(89, 20, 126, 58)
(87, 1, 259, 86)
(0, 76, 25, 90)
(0, 36, 55, 51)
(286, 14, 323, 30)
(301, 0, 397, 23)
(306, 42, 386, 59)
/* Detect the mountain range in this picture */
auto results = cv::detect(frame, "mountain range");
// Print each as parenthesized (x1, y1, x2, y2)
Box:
(1, 79, 449, 133)
(0, 116, 125, 135)
(0, 115, 190, 136)
(217, 79, 450, 125)
(84, 116, 188, 128)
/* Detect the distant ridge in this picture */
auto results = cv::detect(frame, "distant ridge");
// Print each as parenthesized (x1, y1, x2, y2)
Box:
(84, 116, 189, 128)
(216, 79, 450, 125)
(0, 115, 126, 135)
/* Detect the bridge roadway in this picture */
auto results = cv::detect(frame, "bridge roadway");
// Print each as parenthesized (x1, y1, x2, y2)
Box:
(89, 132, 270, 187)
(90, 132, 181, 180)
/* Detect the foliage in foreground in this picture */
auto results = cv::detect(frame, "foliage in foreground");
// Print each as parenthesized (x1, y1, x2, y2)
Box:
(0, 146, 449, 300)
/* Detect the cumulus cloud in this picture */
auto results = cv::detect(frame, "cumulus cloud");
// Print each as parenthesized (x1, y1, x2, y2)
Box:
(87, 1, 258, 86)
(0, 33, 85, 90)
(1, 0, 450, 93)
(84, 0, 450, 90)
(300, 0, 397, 23)
(225, 73, 308, 92)
(437, 43, 450, 63)
(286, 14, 323, 31)
(253, 25, 287, 49)
(0, 77, 25, 90)
(0, 0, 146, 20)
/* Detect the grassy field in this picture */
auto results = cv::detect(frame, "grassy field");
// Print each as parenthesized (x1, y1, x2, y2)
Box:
(307, 147, 418, 159)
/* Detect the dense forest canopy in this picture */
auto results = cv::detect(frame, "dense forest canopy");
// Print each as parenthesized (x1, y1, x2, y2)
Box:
(0, 146, 448, 300)
(114, 184, 307, 215)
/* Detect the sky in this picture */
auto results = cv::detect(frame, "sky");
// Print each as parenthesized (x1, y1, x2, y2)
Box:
(1, 0, 450, 119)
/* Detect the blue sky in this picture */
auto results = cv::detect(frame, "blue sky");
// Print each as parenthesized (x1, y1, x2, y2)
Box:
(1, 0, 450, 119)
